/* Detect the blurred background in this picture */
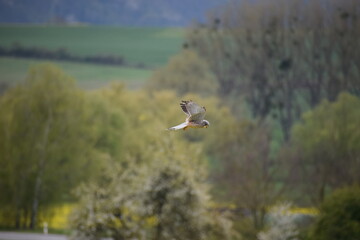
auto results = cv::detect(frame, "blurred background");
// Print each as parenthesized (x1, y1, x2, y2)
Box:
(0, 0, 359, 240)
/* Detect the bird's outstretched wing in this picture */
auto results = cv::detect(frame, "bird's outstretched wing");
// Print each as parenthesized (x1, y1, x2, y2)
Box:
(167, 122, 188, 131)
(180, 100, 206, 123)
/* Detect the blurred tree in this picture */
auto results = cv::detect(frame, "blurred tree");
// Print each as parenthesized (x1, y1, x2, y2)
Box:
(85, 90, 125, 162)
(290, 93, 360, 205)
(208, 119, 286, 239)
(146, 49, 218, 97)
(0, 82, 9, 95)
(257, 202, 299, 240)
(70, 161, 234, 240)
(186, 0, 360, 140)
(143, 165, 232, 240)
(0, 64, 112, 228)
(309, 186, 360, 240)
(69, 162, 147, 240)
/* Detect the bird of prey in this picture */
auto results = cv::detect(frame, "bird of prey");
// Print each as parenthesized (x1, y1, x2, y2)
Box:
(168, 100, 210, 131)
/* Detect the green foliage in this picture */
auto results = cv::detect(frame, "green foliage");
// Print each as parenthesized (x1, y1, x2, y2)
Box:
(309, 186, 360, 240)
(147, 49, 218, 96)
(0, 63, 74, 225)
(291, 93, 360, 204)
(69, 163, 145, 240)
(0, 63, 121, 228)
(209, 119, 285, 235)
(293, 93, 360, 162)
(143, 165, 232, 240)
(70, 161, 234, 240)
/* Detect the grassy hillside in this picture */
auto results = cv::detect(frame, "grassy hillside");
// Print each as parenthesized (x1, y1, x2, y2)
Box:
(0, 25, 184, 67)
(0, 57, 152, 89)
(0, 25, 184, 89)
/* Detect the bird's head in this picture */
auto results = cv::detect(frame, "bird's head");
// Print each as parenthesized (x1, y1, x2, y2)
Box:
(202, 120, 210, 128)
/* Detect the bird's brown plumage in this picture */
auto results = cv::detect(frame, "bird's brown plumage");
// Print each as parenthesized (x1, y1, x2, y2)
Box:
(167, 100, 210, 131)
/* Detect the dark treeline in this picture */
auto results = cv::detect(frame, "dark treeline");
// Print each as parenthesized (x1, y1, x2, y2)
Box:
(0, 42, 137, 67)
(184, 0, 360, 140)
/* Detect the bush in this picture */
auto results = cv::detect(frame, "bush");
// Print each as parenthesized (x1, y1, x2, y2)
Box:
(146, 49, 218, 97)
(69, 164, 234, 240)
(309, 186, 360, 240)
(258, 203, 299, 240)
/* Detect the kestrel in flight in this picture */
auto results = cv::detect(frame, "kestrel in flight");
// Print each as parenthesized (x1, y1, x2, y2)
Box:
(168, 100, 210, 131)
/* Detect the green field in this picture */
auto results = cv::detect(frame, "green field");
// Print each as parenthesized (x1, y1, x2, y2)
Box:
(0, 25, 184, 89)
(0, 25, 184, 67)
(0, 57, 152, 89)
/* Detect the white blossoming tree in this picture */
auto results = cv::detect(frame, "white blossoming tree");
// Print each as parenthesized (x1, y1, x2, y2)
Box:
(258, 203, 298, 240)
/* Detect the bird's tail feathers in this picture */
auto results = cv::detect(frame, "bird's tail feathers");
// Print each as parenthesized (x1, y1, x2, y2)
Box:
(167, 122, 187, 131)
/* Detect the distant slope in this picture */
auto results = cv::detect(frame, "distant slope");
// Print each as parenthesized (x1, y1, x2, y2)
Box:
(0, 0, 227, 26)
(0, 26, 182, 90)
(0, 26, 184, 67)
(0, 56, 152, 89)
